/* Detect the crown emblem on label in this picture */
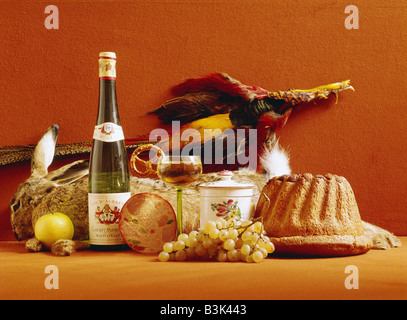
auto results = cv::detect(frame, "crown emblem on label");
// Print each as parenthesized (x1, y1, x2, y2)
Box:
(95, 204, 120, 224)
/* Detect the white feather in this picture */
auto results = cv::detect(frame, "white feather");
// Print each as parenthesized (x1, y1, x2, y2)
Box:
(260, 142, 291, 180)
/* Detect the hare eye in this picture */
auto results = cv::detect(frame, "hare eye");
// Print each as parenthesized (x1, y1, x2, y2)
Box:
(45, 187, 55, 193)
(12, 200, 21, 212)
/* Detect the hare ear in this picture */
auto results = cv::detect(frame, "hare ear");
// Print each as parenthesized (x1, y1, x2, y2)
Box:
(46, 159, 89, 186)
(31, 124, 59, 177)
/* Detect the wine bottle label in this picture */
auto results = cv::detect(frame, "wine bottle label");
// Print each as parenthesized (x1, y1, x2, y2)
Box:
(93, 122, 125, 142)
(88, 192, 131, 245)
(99, 53, 116, 79)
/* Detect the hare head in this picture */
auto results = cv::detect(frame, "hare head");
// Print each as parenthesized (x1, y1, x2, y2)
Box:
(10, 124, 89, 241)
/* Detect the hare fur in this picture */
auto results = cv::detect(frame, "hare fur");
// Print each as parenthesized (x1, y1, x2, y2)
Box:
(10, 124, 401, 255)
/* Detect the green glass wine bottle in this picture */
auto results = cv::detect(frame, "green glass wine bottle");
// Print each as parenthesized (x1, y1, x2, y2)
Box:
(88, 52, 130, 251)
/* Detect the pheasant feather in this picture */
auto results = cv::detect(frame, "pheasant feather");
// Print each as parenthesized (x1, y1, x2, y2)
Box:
(0, 73, 353, 170)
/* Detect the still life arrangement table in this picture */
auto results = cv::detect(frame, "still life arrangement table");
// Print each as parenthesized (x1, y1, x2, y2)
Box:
(1, 52, 405, 301)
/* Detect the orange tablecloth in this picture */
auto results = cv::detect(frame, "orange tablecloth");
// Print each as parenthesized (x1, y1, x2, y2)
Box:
(1, 239, 406, 300)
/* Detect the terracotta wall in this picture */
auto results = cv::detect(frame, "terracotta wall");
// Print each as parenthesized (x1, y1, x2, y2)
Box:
(1, 0, 406, 239)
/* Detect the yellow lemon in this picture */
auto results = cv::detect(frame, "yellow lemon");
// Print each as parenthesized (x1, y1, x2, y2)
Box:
(34, 212, 74, 249)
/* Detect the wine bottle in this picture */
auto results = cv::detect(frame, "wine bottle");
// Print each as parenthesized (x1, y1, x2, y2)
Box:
(88, 52, 130, 251)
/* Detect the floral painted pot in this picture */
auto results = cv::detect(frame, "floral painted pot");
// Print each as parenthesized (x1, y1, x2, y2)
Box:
(199, 170, 254, 227)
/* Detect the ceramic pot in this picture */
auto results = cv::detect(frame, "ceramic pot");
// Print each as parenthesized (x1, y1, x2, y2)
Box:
(199, 170, 254, 227)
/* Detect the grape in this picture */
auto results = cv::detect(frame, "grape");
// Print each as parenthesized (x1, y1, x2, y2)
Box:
(253, 221, 263, 234)
(163, 242, 173, 253)
(214, 238, 223, 247)
(261, 241, 275, 254)
(219, 229, 229, 241)
(241, 220, 251, 227)
(223, 239, 235, 250)
(189, 230, 199, 238)
(186, 236, 198, 248)
(250, 232, 260, 245)
(209, 228, 220, 239)
(207, 245, 218, 259)
(173, 240, 185, 251)
(241, 220, 253, 232)
(177, 233, 189, 243)
(240, 244, 251, 256)
(215, 218, 226, 229)
(259, 247, 268, 258)
(218, 217, 228, 227)
(158, 251, 170, 262)
(235, 238, 243, 249)
(203, 237, 214, 249)
(217, 249, 228, 262)
(175, 249, 187, 261)
(157, 218, 274, 263)
(241, 231, 252, 242)
(239, 251, 247, 261)
(203, 221, 217, 234)
(196, 231, 205, 242)
(252, 250, 263, 263)
(185, 246, 196, 259)
(228, 228, 239, 240)
(195, 243, 206, 256)
(227, 249, 239, 262)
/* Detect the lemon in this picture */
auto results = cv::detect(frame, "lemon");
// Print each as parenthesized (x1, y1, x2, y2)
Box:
(34, 212, 74, 249)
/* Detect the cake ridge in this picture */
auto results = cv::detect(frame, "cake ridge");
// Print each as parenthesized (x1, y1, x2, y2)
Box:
(324, 175, 341, 234)
(314, 176, 330, 233)
(288, 176, 310, 234)
(299, 175, 322, 235)
(274, 178, 297, 236)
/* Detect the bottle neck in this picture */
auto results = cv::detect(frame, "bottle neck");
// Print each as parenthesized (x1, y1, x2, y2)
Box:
(97, 79, 120, 125)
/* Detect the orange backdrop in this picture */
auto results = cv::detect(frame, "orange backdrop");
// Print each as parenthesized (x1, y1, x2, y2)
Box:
(0, 0, 406, 239)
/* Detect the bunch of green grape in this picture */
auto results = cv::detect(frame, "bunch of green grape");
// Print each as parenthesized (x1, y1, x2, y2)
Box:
(158, 218, 274, 263)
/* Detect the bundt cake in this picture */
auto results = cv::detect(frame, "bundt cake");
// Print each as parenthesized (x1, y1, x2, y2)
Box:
(255, 173, 372, 257)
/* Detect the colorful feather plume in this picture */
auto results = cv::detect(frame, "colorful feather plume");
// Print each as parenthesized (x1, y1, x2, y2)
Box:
(0, 73, 354, 171)
(149, 73, 354, 170)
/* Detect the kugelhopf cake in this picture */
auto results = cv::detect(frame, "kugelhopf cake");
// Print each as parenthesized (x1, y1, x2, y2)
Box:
(255, 173, 372, 257)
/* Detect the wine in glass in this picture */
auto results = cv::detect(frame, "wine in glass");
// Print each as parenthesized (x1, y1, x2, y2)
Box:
(157, 155, 202, 235)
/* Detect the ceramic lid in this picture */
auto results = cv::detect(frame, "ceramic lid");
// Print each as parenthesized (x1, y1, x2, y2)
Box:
(198, 170, 254, 189)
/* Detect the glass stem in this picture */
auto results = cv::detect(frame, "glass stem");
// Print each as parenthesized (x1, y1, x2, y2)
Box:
(176, 187, 183, 235)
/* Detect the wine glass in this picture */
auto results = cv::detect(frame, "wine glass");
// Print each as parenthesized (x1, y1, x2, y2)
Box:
(157, 155, 202, 235)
